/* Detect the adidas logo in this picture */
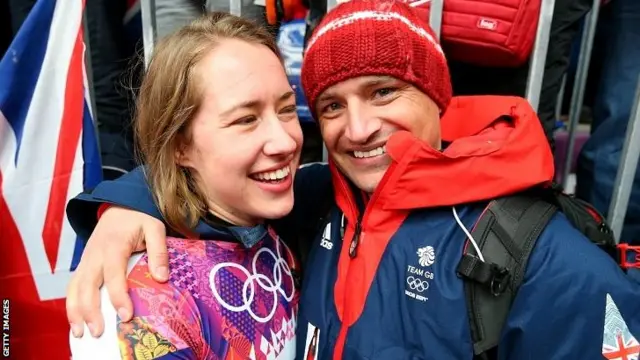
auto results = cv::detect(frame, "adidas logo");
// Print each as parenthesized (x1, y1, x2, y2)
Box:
(320, 223, 333, 250)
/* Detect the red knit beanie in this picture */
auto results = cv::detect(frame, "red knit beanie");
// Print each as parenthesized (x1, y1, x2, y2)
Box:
(301, 0, 452, 116)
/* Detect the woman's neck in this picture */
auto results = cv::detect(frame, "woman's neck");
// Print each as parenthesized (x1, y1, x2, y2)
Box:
(207, 202, 261, 227)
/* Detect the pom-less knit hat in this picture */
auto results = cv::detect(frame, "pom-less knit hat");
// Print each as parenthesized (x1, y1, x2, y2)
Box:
(301, 0, 452, 115)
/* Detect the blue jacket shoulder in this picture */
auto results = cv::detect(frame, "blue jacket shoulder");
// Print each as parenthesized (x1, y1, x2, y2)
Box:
(501, 213, 640, 359)
(66, 166, 159, 240)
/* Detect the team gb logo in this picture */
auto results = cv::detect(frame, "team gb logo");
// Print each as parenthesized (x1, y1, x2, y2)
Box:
(417, 246, 436, 267)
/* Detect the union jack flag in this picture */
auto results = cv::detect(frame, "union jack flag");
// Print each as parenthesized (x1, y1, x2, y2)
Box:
(0, 0, 102, 358)
(603, 333, 640, 360)
(603, 294, 640, 360)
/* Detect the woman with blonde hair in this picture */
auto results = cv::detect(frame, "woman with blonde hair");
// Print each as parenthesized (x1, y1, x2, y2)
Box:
(69, 11, 330, 359)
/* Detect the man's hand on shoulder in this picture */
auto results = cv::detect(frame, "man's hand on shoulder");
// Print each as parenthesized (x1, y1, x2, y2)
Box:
(66, 206, 167, 338)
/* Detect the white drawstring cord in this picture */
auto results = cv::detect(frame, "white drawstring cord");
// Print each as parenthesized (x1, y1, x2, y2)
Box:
(452, 207, 486, 262)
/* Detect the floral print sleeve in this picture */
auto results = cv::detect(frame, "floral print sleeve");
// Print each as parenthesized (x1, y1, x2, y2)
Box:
(119, 268, 212, 359)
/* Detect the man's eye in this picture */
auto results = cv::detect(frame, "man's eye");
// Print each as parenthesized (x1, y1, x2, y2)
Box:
(323, 103, 341, 113)
(374, 87, 396, 98)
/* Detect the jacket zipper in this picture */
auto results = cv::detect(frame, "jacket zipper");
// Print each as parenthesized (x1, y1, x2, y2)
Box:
(332, 162, 400, 360)
(349, 217, 362, 258)
(343, 162, 398, 259)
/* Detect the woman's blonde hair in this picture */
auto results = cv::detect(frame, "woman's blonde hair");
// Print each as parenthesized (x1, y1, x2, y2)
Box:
(134, 12, 281, 237)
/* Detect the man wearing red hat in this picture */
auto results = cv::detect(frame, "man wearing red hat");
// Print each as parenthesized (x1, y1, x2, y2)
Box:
(65, 1, 640, 359)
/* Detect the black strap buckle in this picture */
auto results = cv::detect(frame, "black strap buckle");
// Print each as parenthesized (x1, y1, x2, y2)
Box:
(489, 265, 511, 297)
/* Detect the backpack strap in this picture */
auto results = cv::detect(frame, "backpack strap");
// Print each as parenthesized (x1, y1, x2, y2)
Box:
(456, 195, 557, 358)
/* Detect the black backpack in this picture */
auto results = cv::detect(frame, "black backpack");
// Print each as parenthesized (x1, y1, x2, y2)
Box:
(456, 185, 620, 360)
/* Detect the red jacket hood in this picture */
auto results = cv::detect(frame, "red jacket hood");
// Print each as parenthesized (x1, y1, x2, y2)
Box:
(330, 95, 555, 214)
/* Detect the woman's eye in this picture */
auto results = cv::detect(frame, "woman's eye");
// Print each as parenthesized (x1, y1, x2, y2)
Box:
(235, 116, 257, 125)
(281, 105, 298, 114)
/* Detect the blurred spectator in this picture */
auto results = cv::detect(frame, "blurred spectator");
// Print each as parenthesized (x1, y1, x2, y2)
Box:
(576, 0, 640, 246)
(156, 0, 269, 39)
(7, 0, 38, 35)
(449, 0, 593, 150)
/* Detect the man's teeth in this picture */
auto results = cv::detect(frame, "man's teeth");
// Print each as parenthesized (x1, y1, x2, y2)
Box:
(254, 166, 291, 181)
(353, 146, 386, 159)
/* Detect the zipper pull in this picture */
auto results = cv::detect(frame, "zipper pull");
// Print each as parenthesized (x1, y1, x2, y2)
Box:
(349, 222, 362, 258)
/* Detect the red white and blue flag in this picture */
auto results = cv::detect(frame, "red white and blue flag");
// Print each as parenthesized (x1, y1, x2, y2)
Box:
(603, 294, 640, 360)
(0, 0, 102, 358)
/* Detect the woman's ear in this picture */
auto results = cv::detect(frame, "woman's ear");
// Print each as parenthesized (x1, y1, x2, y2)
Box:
(175, 137, 193, 168)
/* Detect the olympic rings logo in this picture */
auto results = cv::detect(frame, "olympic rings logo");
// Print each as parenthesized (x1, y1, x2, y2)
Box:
(406, 276, 429, 293)
(209, 242, 295, 323)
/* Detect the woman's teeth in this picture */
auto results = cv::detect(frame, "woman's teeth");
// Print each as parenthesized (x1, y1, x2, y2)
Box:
(252, 166, 291, 181)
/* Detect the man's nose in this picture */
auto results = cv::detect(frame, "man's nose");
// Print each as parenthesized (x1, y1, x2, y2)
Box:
(345, 104, 382, 144)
